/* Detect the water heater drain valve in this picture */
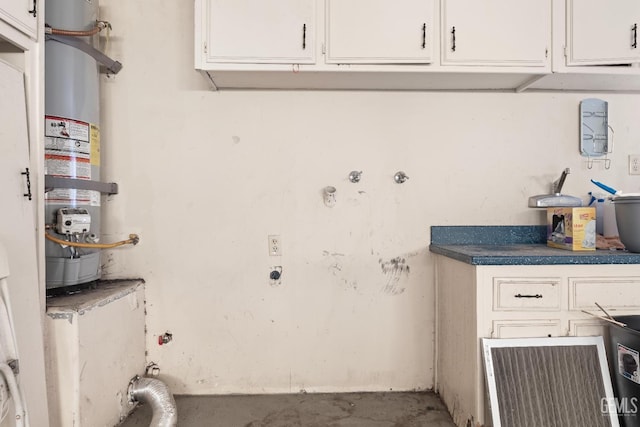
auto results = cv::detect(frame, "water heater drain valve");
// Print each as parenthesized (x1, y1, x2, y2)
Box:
(56, 208, 91, 234)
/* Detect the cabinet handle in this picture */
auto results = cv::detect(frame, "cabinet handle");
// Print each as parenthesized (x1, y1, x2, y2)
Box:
(422, 23, 426, 49)
(514, 293, 543, 299)
(21, 168, 32, 201)
(302, 23, 306, 50)
(633, 23, 638, 49)
(28, 0, 36, 17)
(451, 26, 456, 52)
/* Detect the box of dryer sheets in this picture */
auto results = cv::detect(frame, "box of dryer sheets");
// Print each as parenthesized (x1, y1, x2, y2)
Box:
(547, 207, 596, 251)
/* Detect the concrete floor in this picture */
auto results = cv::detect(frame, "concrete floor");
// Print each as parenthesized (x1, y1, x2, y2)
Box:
(118, 391, 456, 426)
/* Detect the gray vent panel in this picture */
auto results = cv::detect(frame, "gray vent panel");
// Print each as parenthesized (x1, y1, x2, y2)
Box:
(490, 345, 611, 427)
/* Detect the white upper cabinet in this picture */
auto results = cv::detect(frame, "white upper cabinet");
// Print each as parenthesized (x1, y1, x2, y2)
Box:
(199, 0, 316, 64)
(326, 0, 434, 64)
(0, 0, 38, 39)
(566, 0, 640, 65)
(441, 0, 550, 67)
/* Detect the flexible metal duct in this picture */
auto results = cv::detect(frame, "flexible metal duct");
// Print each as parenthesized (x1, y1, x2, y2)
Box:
(0, 363, 26, 427)
(128, 376, 177, 427)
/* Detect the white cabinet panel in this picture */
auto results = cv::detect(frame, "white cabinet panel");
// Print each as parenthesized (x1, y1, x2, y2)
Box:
(0, 0, 37, 39)
(326, 0, 433, 64)
(492, 320, 562, 338)
(0, 59, 49, 427)
(492, 277, 561, 311)
(569, 277, 640, 311)
(568, 319, 607, 337)
(441, 0, 550, 66)
(202, 0, 315, 64)
(567, 0, 640, 65)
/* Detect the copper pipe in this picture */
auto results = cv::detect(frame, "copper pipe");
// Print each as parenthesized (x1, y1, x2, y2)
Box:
(45, 21, 110, 37)
(45, 232, 139, 249)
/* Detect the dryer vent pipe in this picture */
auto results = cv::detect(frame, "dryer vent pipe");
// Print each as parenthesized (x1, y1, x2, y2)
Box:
(128, 376, 177, 427)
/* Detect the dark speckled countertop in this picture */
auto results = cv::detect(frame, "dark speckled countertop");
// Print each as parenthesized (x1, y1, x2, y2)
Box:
(429, 226, 640, 265)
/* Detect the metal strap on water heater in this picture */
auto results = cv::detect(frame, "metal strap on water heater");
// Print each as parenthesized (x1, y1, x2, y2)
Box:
(45, 33, 123, 75)
(44, 175, 119, 195)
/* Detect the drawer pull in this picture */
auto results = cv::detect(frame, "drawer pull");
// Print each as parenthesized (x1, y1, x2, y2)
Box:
(514, 293, 542, 299)
(302, 23, 307, 50)
(28, 0, 37, 17)
(22, 168, 32, 200)
(451, 26, 456, 52)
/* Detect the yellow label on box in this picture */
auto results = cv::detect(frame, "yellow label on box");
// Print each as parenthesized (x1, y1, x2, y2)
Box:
(547, 207, 596, 251)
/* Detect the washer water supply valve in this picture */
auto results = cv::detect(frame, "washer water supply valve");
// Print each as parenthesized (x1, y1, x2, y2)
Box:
(348, 170, 363, 183)
(145, 362, 161, 376)
(158, 332, 173, 346)
(394, 171, 409, 184)
(56, 208, 91, 234)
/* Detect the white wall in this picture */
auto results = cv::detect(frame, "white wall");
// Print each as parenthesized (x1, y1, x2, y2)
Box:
(98, 0, 640, 394)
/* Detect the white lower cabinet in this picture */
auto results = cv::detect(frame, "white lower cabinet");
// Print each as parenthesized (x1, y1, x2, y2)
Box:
(435, 255, 640, 427)
(491, 319, 562, 339)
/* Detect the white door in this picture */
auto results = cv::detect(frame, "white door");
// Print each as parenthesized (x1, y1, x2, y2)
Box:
(441, 0, 550, 67)
(203, 0, 316, 64)
(0, 0, 37, 39)
(326, 0, 433, 64)
(0, 59, 49, 427)
(566, 0, 640, 65)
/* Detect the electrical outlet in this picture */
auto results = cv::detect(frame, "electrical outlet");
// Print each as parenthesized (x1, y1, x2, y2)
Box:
(268, 235, 281, 256)
(630, 155, 640, 175)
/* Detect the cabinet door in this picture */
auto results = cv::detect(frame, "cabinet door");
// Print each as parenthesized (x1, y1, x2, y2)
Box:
(0, 0, 37, 39)
(568, 319, 607, 338)
(326, 0, 433, 64)
(568, 277, 640, 312)
(0, 60, 50, 427)
(567, 0, 640, 65)
(441, 0, 550, 67)
(203, 0, 315, 64)
(492, 320, 562, 338)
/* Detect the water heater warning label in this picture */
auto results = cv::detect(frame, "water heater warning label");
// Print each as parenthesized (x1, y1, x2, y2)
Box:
(45, 116, 91, 180)
(44, 115, 100, 206)
(45, 116, 89, 141)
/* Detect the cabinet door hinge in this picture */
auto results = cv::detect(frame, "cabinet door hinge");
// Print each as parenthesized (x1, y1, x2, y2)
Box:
(203, 42, 207, 54)
(545, 48, 548, 58)
(321, 43, 326, 55)
(563, 45, 568, 58)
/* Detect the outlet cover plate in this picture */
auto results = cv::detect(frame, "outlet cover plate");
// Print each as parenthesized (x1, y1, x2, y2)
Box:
(630, 155, 640, 175)
(268, 235, 281, 256)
